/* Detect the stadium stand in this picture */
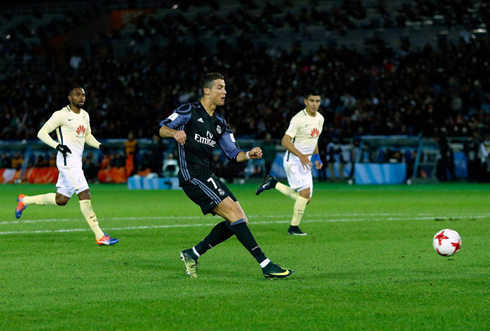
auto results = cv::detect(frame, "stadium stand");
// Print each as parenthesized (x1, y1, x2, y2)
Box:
(0, 0, 489, 182)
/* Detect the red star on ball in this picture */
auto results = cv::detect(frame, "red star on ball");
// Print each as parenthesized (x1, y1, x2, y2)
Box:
(434, 231, 449, 245)
(451, 240, 461, 253)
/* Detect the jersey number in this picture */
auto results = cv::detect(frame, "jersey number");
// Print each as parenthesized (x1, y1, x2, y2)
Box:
(207, 177, 217, 189)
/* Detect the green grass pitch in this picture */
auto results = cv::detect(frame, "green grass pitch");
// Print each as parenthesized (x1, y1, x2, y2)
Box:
(1, 182, 489, 330)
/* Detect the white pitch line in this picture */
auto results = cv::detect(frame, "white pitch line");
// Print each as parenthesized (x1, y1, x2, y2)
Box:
(2, 212, 489, 225)
(0, 214, 488, 235)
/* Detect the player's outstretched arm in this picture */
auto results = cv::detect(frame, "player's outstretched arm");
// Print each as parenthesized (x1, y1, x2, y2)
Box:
(236, 147, 263, 163)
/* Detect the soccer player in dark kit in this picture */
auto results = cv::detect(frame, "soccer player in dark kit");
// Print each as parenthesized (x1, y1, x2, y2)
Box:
(156, 72, 293, 279)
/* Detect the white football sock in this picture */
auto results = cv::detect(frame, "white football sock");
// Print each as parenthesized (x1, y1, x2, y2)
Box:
(23, 193, 57, 206)
(79, 200, 104, 239)
(291, 196, 308, 226)
(260, 259, 271, 268)
(275, 182, 299, 201)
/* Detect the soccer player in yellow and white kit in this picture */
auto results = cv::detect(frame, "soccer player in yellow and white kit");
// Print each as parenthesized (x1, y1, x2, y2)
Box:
(15, 86, 119, 245)
(256, 90, 324, 235)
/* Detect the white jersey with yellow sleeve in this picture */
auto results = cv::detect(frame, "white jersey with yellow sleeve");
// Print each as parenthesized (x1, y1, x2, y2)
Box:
(284, 109, 324, 162)
(38, 106, 99, 168)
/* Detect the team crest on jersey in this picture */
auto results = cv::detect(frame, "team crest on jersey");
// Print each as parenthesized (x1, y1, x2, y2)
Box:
(216, 125, 222, 134)
(218, 188, 225, 196)
(76, 125, 86, 137)
(310, 128, 320, 138)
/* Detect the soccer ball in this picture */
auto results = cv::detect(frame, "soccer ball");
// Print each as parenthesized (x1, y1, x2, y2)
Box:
(433, 229, 462, 256)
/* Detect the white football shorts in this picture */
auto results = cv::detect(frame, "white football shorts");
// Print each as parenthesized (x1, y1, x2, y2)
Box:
(56, 165, 89, 197)
(283, 153, 313, 196)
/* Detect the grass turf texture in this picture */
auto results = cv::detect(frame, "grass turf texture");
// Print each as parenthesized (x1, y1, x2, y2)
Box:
(0, 182, 489, 330)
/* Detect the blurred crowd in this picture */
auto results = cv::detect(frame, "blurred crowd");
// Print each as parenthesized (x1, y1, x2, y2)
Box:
(0, 0, 490, 144)
(129, 0, 488, 38)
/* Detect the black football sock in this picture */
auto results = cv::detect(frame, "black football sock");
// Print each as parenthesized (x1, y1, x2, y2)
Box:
(228, 219, 266, 264)
(269, 176, 277, 188)
(194, 221, 234, 256)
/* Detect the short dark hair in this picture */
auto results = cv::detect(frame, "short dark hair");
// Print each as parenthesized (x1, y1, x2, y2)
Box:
(200, 73, 224, 90)
(304, 89, 321, 99)
(68, 85, 83, 95)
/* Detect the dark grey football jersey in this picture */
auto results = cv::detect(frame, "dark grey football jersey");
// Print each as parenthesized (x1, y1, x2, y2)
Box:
(160, 102, 241, 185)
